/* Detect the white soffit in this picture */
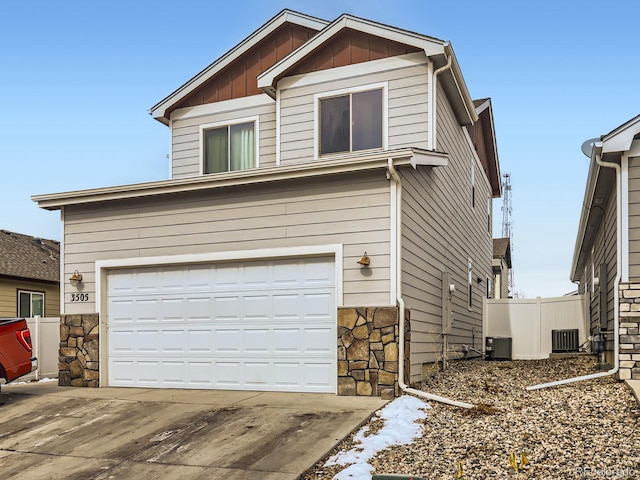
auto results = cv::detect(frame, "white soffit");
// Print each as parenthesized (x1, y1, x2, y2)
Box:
(149, 10, 328, 123)
(602, 114, 640, 154)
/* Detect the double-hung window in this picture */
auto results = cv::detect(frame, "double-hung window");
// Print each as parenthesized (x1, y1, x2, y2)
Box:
(201, 117, 258, 174)
(317, 84, 386, 157)
(18, 290, 44, 318)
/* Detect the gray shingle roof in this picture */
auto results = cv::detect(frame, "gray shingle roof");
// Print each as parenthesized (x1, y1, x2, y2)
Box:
(0, 230, 60, 283)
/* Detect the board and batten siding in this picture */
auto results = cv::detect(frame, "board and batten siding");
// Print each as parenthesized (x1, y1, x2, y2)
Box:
(278, 56, 430, 164)
(170, 95, 276, 179)
(399, 86, 492, 382)
(627, 156, 640, 279)
(61, 172, 391, 314)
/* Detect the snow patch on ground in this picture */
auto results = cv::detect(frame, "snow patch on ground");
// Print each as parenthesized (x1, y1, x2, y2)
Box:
(325, 395, 430, 480)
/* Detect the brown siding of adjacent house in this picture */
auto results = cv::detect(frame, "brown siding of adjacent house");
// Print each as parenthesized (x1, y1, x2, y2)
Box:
(169, 24, 317, 115)
(399, 86, 492, 382)
(0, 278, 60, 318)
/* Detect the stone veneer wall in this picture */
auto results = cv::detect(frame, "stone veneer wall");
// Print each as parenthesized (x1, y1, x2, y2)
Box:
(619, 283, 640, 380)
(59, 314, 100, 387)
(337, 306, 409, 398)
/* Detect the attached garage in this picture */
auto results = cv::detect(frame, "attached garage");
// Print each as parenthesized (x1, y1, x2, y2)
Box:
(105, 256, 336, 393)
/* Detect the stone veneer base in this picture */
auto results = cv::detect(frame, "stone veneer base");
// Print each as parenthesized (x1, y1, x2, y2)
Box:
(59, 314, 100, 387)
(337, 306, 409, 397)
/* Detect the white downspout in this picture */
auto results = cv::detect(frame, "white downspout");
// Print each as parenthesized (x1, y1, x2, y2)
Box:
(527, 150, 620, 390)
(430, 51, 452, 150)
(388, 158, 473, 408)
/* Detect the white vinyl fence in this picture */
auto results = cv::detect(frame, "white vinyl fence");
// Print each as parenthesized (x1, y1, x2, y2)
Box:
(483, 295, 589, 360)
(22, 316, 60, 381)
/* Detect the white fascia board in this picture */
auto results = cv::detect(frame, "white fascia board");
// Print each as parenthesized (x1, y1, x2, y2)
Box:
(258, 14, 445, 95)
(602, 114, 640, 154)
(149, 10, 328, 121)
(443, 43, 478, 125)
(410, 150, 448, 168)
(170, 94, 273, 122)
(570, 148, 602, 281)
(32, 148, 423, 210)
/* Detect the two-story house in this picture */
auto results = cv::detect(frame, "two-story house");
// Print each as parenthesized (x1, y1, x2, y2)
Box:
(33, 10, 501, 395)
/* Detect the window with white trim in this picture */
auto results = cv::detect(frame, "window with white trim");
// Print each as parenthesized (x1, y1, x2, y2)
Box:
(201, 118, 257, 174)
(18, 290, 44, 318)
(486, 275, 493, 298)
(317, 85, 385, 157)
(487, 197, 491, 234)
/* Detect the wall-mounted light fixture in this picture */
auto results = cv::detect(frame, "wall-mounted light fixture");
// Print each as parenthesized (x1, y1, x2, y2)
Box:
(357, 252, 370, 267)
(69, 270, 83, 286)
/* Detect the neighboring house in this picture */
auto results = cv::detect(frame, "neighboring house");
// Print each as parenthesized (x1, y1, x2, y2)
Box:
(571, 114, 640, 379)
(33, 10, 501, 395)
(492, 237, 511, 299)
(0, 230, 60, 318)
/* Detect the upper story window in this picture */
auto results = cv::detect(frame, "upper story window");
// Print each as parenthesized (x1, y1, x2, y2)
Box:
(18, 290, 44, 318)
(315, 83, 387, 158)
(201, 117, 258, 174)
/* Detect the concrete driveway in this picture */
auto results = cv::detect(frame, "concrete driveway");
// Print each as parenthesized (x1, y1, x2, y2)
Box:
(0, 382, 386, 480)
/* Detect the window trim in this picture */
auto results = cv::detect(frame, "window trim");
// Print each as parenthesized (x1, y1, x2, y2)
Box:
(199, 116, 260, 175)
(313, 82, 388, 160)
(17, 289, 45, 318)
(471, 164, 476, 208)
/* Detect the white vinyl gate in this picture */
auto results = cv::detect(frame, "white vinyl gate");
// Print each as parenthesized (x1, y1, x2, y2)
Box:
(106, 257, 336, 392)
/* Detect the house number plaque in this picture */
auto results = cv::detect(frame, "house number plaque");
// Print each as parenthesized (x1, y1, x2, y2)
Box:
(70, 293, 89, 302)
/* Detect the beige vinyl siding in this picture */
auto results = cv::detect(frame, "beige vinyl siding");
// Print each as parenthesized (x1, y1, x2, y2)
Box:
(61, 172, 391, 313)
(170, 99, 276, 178)
(0, 278, 60, 318)
(279, 60, 429, 164)
(581, 185, 616, 354)
(400, 87, 492, 382)
(627, 156, 640, 278)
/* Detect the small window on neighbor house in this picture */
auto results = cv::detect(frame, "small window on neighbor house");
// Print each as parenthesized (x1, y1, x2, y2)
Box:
(486, 276, 493, 298)
(203, 121, 256, 174)
(18, 290, 44, 318)
(468, 258, 473, 309)
(487, 198, 491, 234)
(319, 88, 383, 156)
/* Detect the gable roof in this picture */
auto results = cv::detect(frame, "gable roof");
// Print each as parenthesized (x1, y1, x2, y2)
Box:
(0, 230, 60, 283)
(149, 10, 328, 125)
(471, 98, 502, 197)
(257, 13, 477, 126)
(570, 114, 640, 281)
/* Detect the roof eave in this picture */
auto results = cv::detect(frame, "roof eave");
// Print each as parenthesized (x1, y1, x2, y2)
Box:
(149, 9, 329, 123)
(33, 148, 448, 210)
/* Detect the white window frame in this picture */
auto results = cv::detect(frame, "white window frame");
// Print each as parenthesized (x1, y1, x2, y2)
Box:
(199, 116, 260, 175)
(313, 82, 388, 160)
(18, 290, 45, 318)
(487, 197, 492, 234)
(486, 275, 493, 299)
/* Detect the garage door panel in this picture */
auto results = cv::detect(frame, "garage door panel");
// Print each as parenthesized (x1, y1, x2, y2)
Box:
(108, 257, 336, 392)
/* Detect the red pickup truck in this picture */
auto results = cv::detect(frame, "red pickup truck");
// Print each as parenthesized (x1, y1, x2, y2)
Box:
(0, 318, 36, 390)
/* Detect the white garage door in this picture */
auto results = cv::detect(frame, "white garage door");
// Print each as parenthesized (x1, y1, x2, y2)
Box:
(107, 257, 336, 392)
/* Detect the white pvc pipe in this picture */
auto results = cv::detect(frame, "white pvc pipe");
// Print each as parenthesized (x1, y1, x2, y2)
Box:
(527, 150, 620, 391)
(388, 159, 473, 408)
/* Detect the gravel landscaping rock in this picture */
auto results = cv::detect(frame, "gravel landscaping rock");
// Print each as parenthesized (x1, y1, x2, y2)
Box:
(303, 355, 640, 479)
